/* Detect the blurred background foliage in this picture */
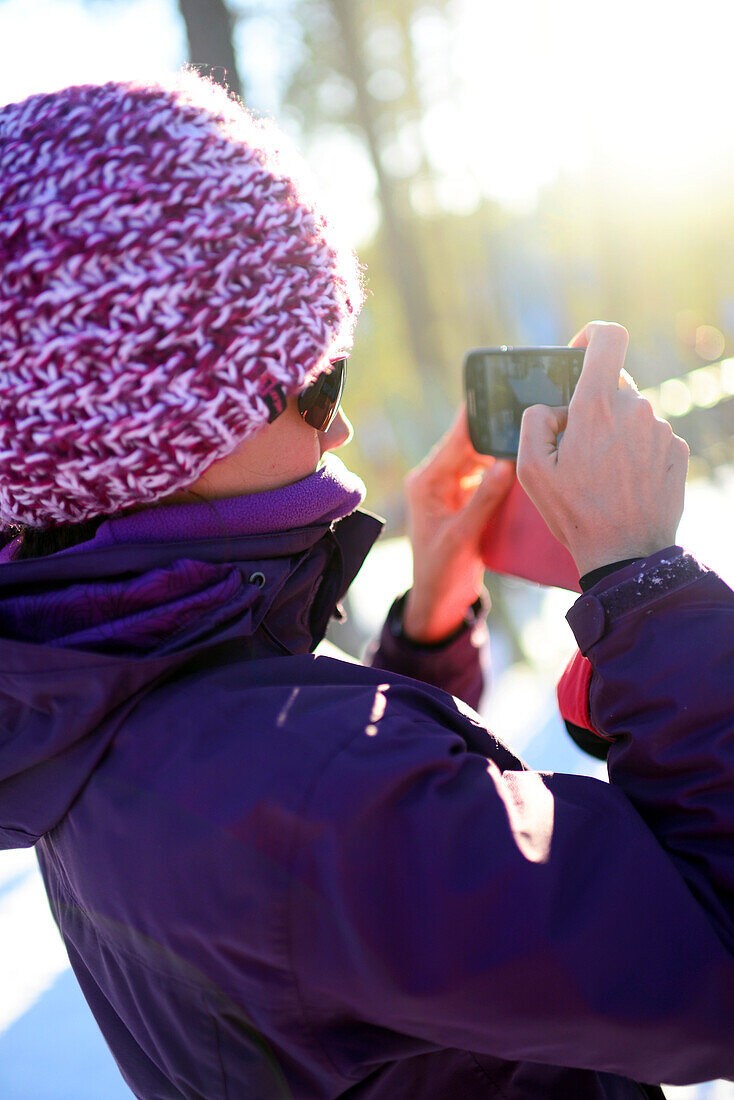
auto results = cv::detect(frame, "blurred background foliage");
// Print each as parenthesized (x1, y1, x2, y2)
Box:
(161, 0, 734, 528)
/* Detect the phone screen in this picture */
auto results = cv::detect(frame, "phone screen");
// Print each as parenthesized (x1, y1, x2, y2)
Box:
(465, 347, 585, 457)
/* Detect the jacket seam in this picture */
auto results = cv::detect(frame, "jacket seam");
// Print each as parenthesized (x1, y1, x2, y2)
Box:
(260, 619, 299, 657)
(83, 908, 220, 993)
(468, 1052, 513, 1098)
(208, 1003, 230, 1100)
(42, 832, 89, 918)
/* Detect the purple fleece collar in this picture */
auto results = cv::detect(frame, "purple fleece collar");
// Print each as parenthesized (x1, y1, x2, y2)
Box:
(0, 455, 366, 562)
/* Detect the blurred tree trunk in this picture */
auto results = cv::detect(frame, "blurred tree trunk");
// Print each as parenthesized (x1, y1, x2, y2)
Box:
(327, 0, 444, 389)
(177, 0, 244, 99)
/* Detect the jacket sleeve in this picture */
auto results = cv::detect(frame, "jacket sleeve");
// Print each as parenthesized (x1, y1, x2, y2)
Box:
(568, 546, 734, 948)
(290, 548, 734, 1086)
(366, 590, 488, 711)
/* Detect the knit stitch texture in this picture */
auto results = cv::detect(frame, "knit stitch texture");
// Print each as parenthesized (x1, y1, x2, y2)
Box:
(0, 73, 362, 527)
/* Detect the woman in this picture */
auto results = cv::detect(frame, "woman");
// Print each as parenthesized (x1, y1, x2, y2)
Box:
(0, 74, 732, 1099)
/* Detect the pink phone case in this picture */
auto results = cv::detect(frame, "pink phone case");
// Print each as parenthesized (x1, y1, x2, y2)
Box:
(480, 479, 581, 592)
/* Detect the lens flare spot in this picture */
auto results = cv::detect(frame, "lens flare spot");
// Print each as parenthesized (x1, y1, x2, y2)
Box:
(719, 358, 734, 395)
(688, 365, 724, 408)
(659, 378, 693, 418)
(695, 325, 725, 361)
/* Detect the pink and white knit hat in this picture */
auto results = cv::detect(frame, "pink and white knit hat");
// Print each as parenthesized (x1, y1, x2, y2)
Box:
(0, 73, 362, 528)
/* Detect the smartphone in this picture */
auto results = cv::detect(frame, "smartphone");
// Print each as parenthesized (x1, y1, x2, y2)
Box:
(465, 346, 585, 458)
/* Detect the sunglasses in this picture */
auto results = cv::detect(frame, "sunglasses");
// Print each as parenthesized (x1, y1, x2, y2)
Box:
(265, 355, 348, 432)
(298, 355, 348, 431)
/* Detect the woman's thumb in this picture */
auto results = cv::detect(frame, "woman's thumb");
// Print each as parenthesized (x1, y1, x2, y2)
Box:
(460, 459, 515, 534)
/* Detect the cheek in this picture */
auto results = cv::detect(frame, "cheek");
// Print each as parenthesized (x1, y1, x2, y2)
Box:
(272, 403, 322, 474)
(294, 431, 322, 472)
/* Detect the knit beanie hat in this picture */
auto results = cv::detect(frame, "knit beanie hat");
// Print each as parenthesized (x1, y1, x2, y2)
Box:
(0, 73, 363, 528)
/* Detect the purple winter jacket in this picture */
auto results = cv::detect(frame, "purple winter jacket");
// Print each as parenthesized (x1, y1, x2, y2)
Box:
(0, 459, 733, 1099)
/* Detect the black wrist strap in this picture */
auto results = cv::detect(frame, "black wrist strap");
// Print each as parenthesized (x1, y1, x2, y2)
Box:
(579, 558, 643, 592)
(389, 592, 486, 651)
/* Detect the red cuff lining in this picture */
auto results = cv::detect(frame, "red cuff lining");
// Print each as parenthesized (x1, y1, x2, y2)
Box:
(557, 650, 609, 739)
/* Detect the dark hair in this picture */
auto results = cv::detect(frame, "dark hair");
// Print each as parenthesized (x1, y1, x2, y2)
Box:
(3, 516, 108, 561)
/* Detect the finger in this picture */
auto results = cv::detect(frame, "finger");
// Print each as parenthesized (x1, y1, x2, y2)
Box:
(569, 321, 629, 407)
(517, 405, 568, 473)
(568, 325, 590, 349)
(618, 367, 639, 393)
(570, 326, 636, 390)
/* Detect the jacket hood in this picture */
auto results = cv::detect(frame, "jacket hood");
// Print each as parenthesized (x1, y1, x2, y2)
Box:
(0, 457, 383, 848)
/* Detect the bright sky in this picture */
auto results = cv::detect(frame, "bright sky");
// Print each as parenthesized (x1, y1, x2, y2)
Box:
(1, 0, 734, 243)
(0, 0, 184, 96)
(450, 0, 734, 208)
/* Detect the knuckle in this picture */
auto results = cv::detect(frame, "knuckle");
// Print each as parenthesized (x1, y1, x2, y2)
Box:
(520, 403, 542, 424)
(674, 434, 690, 459)
(522, 402, 556, 428)
(629, 393, 654, 422)
(517, 406, 539, 443)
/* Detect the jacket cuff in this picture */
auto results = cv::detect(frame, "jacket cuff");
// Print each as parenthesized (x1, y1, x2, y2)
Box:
(367, 590, 488, 711)
(556, 647, 612, 758)
(385, 590, 488, 651)
(566, 546, 709, 655)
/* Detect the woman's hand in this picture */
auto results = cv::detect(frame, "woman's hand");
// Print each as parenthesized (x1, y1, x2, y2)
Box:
(403, 406, 515, 643)
(517, 321, 689, 576)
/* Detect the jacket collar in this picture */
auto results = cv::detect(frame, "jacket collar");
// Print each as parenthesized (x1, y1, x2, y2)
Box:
(0, 454, 383, 658)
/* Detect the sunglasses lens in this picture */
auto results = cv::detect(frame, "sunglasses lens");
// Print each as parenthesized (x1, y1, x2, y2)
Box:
(299, 357, 347, 431)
